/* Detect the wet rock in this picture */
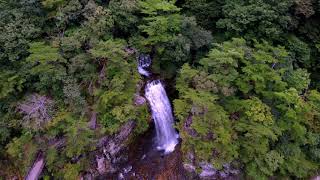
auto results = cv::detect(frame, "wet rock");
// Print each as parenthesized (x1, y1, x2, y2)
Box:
(186, 151, 195, 162)
(123, 165, 132, 174)
(112, 153, 128, 164)
(98, 120, 136, 156)
(96, 155, 116, 175)
(197, 162, 241, 179)
(80, 172, 94, 180)
(183, 163, 196, 173)
(118, 173, 124, 180)
(88, 111, 97, 130)
(134, 95, 146, 106)
(94, 121, 136, 177)
(184, 115, 199, 137)
(124, 47, 137, 55)
(141, 154, 146, 160)
(199, 162, 217, 179)
(96, 156, 106, 174)
(311, 175, 320, 180)
(219, 171, 228, 178)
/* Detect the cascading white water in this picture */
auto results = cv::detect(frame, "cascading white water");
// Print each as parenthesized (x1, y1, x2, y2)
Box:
(137, 54, 152, 77)
(138, 54, 178, 154)
(145, 80, 179, 153)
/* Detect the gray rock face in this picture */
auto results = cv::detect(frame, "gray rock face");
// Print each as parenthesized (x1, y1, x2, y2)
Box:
(183, 163, 196, 173)
(134, 94, 146, 106)
(123, 165, 132, 174)
(183, 115, 199, 137)
(186, 151, 195, 162)
(96, 155, 107, 174)
(199, 162, 217, 179)
(88, 111, 97, 130)
(197, 162, 240, 179)
(96, 120, 136, 175)
(98, 120, 136, 151)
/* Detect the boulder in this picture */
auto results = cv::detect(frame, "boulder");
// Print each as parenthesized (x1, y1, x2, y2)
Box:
(183, 163, 196, 173)
(134, 95, 146, 106)
(199, 162, 217, 179)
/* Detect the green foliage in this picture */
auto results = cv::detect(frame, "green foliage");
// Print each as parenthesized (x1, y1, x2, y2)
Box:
(63, 78, 86, 113)
(226, 98, 280, 178)
(138, 0, 182, 46)
(6, 132, 38, 174)
(161, 16, 213, 63)
(175, 64, 238, 169)
(199, 38, 245, 95)
(0, 70, 25, 99)
(41, 0, 65, 9)
(26, 42, 66, 95)
(108, 0, 139, 35)
(284, 68, 310, 93)
(61, 163, 80, 180)
(27, 42, 62, 63)
(236, 40, 289, 94)
(182, 0, 223, 30)
(0, 0, 43, 62)
(1, 0, 320, 179)
(217, 0, 294, 39)
(90, 39, 127, 61)
(286, 35, 311, 68)
(175, 38, 320, 179)
(64, 120, 95, 158)
(37, 112, 97, 178)
(90, 38, 149, 134)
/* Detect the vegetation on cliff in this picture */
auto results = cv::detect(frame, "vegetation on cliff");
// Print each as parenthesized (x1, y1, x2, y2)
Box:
(0, 0, 320, 179)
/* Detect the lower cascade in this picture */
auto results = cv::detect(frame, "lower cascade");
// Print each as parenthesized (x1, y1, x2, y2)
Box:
(145, 80, 179, 153)
(138, 54, 178, 153)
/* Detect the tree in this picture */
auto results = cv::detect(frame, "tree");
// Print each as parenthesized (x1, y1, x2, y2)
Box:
(90, 38, 149, 134)
(174, 38, 320, 179)
(283, 68, 310, 93)
(108, 0, 139, 36)
(199, 38, 246, 96)
(138, 0, 182, 46)
(161, 16, 213, 63)
(225, 97, 280, 179)
(0, 0, 43, 62)
(26, 42, 67, 95)
(181, 0, 224, 30)
(174, 64, 238, 169)
(217, 0, 295, 39)
(294, 0, 315, 19)
(17, 94, 54, 130)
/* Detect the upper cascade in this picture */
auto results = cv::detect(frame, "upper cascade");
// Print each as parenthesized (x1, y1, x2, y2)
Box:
(138, 54, 152, 77)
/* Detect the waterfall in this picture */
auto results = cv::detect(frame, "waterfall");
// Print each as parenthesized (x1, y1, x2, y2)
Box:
(137, 54, 152, 77)
(145, 80, 179, 153)
(138, 55, 178, 154)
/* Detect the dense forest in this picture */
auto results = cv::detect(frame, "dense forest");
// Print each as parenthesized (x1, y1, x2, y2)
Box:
(1, 0, 320, 179)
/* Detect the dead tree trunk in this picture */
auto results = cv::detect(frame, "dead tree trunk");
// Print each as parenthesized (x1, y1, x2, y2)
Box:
(25, 152, 45, 180)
